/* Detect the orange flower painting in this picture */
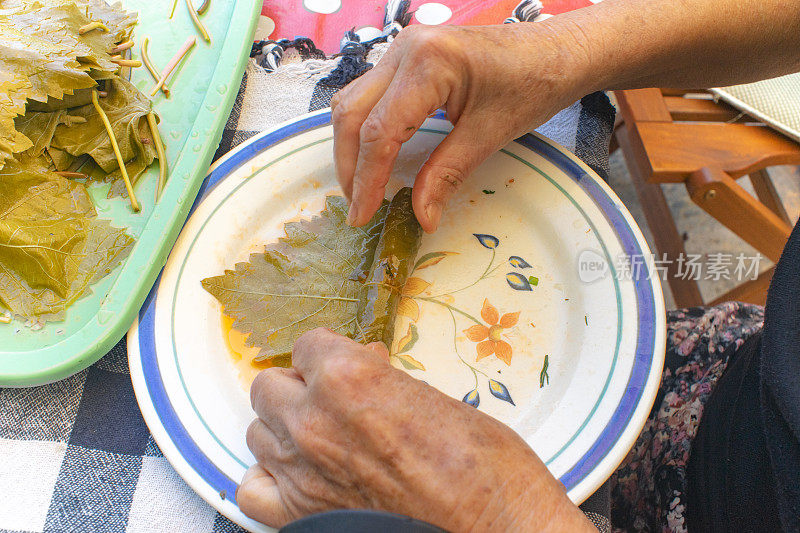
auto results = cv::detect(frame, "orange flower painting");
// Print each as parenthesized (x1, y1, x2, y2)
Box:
(386, 237, 537, 408)
(463, 299, 519, 365)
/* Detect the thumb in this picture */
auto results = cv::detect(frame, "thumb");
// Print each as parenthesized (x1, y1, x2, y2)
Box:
(411, 119, 505, 233)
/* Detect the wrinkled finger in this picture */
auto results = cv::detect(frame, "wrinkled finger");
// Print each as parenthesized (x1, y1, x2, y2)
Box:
(412, 118, 505, 232)
(250, 367, 305, 432)
(246, 418, 283, 467)
(237, 464, 291, 527)
(347, 71, 445, 227)
(332, 59, 399, 201)
(291, 328, 385, 381)
(290, 328, 358, 379)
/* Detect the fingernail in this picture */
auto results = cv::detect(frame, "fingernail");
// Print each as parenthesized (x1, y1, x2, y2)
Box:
(424, 203, 442, 232)
(346, 203, 358, 226)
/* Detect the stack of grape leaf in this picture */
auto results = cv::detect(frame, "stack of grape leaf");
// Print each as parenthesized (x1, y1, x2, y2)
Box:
(0, 158, 134, 320)
(0, 0, 158, 321)
(0, 0, 137, 167)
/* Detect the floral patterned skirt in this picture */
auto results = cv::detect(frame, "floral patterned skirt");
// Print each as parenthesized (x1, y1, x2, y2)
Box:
(609, 302, 765, 532)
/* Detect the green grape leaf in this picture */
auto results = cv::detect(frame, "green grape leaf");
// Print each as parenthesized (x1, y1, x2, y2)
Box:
(0, 157, 134, 320)
(51, 77, 156, 196)
(45, 146, 79, 172)
(83, 0, 138, 43)
(14, 109, 66, 159)
(202, 197, 390, 365)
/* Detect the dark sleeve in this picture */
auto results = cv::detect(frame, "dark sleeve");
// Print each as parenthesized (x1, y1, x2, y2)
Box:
(280, 506, 610, 532)
(279, 510, 447, 533)
(580, 480, 611, 532)
(687, 220, 800, 532)
(686, 331, 782, 532)
(758, 220, 800, 531)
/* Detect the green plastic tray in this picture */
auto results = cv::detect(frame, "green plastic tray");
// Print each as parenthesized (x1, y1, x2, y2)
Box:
(0, 0, 262, 387)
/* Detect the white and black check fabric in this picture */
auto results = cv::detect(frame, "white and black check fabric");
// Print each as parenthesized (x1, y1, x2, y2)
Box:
(0, 45, 615, 533)
(1, 339, 247, 532)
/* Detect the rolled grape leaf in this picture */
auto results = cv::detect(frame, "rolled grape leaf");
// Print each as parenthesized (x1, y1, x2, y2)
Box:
(202, 189, 423, 365)
(202, 197, 389, 365)
(0, 158, 134, 320)
(347, 216, 383, 283)
(354, 187, 423, 346)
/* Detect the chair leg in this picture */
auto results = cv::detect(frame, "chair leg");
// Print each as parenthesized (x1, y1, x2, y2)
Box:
(709, 266, 773, 306)
(749, 169, 791, 225)
(609, 131, 620, 154)
(687, 167, 792, 263)
(616, 125, 704, 307)
(609, 113, 623, 153)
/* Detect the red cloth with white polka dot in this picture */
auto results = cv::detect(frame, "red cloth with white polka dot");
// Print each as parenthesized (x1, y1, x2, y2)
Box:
(259, 0, 594, 54)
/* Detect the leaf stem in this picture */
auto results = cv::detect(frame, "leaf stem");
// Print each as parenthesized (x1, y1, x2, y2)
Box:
(91, 90, 140, 212)
(186, 0, 211, 43)
(79, 21, 109, 34)
(169, 0, 178, 19)
(141, 38, 170, 96)
(150, 37, 196, 97)
(197, 0, 211, 15)
(55, 171, 87, 179)
(62, 115, 87, 125)
(111, 58, 142, 68)
(448, 309, 487, 382)
(146, 113, 168, 200)
(111, 40, 134, 54)
(427, 248, 497, 299)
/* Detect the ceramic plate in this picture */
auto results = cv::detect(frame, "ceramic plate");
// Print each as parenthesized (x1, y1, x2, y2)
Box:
(129, 110, 665, 531)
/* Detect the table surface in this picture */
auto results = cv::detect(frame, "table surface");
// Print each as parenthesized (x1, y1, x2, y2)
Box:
(0, 2, 611, 532)
(258, 0, 593, 53)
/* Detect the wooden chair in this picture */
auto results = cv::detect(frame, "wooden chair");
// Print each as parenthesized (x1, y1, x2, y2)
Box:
(612, 88, 800, 307)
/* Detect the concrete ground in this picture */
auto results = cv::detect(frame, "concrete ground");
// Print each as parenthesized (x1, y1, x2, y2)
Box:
(606, 148, 800, 309)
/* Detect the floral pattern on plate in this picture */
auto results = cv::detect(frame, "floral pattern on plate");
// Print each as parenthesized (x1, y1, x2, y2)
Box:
(390, 232, 552, 409)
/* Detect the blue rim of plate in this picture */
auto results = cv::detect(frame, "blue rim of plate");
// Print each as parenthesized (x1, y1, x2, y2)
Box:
(132, 110, 659, 509)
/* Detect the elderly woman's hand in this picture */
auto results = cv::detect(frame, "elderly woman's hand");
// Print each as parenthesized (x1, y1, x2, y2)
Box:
(330, 23, 592, 233)
(238, 328, 593, 531)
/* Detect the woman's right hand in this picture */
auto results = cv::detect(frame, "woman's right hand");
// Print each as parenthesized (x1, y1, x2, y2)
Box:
(330, 21, 595, 233)
(238, 328, 594, 532)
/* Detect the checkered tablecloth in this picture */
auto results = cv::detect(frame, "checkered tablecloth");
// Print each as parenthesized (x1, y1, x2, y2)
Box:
(0, 12, 616, 533)
(0, 339, 248, 532)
